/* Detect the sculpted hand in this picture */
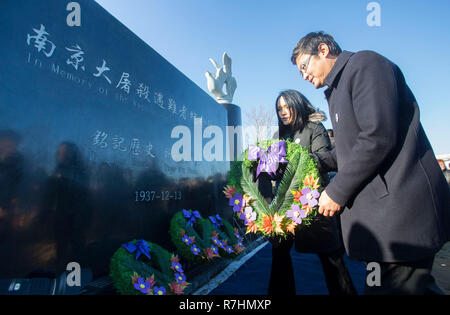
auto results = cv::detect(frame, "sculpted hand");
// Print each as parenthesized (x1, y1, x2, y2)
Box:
(205, 52, 237, 104)
(318, 190, 342, 217)
(205, 58, 227, 100)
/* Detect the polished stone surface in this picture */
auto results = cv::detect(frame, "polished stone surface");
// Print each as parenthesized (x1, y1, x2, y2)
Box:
(0, 0, 232, 278)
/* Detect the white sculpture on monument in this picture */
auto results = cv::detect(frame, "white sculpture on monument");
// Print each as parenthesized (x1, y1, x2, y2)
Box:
(205, 52, 237, 104)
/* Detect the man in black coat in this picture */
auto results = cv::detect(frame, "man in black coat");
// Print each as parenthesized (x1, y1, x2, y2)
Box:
(290, 31, 450, 294)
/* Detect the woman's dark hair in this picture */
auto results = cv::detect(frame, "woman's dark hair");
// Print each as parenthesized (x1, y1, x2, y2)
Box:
(276, 90, 326, 139)
(291, 31, 342, 65)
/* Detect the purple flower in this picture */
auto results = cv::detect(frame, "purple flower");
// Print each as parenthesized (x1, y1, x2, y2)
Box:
(240, 207, 257, 225)
(191, 244, 200, 255)
(286, 204, 307, 224)
(229, 193, 244, 212)
(299, 188, 320, 208)
(238, 241, 244, 247)
(172, 262, 184, 274)
(174, 273, 186, 284)
(153, 286, 166, 295)
(133, 277, 152, 294)
(211, 246, 218, 254)
(234, 233, 242, 241)
(226, 245, 234, 253)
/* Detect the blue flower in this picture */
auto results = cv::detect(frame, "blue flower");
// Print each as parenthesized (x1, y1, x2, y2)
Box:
(182, 234, 192, 245)
(133, 277, 152, 294)
(122, 239, 151, 260)
(229, 194, 244, 212)
(191, 244, 200, 255)
(174, 273, 186, 284)
(209, 214, 223, 229)
(183, 209, 201, 227)
(211, 246, 218, 254)
(226, 245, 234, 253)
(212, 236, 220, 246)
(153, 286, 166, 295)
(171, 262, 184, 274)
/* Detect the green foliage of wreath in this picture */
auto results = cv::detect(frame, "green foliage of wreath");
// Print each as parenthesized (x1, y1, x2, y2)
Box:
(213, 217, 244, 259)
(169, 211, 214, 264)
(110, 240, 190, 295)
(226, 139, 323, 237)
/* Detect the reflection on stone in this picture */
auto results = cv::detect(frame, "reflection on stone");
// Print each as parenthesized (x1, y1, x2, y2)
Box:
(0, 0, 234, 280)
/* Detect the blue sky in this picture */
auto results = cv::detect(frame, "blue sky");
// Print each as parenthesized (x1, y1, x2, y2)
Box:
(96, 0, 450, 155)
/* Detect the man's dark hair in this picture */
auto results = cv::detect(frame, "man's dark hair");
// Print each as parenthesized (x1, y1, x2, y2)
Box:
(291, 31, 342, 65)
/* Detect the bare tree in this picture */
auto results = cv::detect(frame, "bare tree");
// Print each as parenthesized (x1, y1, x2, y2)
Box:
(243, 104, 277, 145)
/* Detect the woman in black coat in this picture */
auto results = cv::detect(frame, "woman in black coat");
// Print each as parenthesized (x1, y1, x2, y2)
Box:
(260, 89, 356, 295)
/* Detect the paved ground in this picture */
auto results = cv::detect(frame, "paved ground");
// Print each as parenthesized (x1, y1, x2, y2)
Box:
(432, 242, 450, 294)
(209, 242, 366, 295)
(209, 242, 450, 295)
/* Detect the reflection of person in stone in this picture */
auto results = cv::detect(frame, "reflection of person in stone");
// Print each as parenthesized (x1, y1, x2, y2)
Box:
(291, 31, 450, 294)
(259, 90, 356, 295)
(41, 142, 92, 272)
(0, 130, 23, 239)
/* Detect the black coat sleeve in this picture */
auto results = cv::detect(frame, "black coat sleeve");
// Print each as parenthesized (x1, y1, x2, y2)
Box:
(310, 123, 332, 154)
(326, 52, 399, 206)
(313, 148, 338, 173)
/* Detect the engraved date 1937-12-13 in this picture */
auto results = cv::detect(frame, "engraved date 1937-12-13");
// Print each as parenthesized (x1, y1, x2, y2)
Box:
(135, 190, 182, 202)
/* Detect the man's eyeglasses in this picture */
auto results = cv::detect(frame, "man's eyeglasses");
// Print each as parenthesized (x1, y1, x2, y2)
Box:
(299, 55, 313, 74)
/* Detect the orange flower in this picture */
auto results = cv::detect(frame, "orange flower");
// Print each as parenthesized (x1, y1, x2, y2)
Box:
(273, 214, 285, 235)
(291, 189, 303, 202)
(303, 175, 320, 189)
(286, 221, 297, 234)
(302, 204, 313, 216)
(261, 215, 274, 234)
(246, 221, 258, 234)
(223, 186, 237, 199)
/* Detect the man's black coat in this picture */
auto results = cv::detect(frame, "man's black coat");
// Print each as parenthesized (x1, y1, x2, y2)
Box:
(316, 50, 450, 262)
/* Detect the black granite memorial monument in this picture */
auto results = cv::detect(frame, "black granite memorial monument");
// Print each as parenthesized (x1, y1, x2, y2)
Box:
(0, 0, 237, 279)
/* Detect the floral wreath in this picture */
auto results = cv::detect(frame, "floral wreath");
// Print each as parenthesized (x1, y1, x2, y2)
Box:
(110, 239, 190, 295)
(224, 139, 322, 238)
(169, 209, 245, 264)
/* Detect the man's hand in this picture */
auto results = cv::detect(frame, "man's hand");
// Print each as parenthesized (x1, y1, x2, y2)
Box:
(318, 190, 342, 217)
